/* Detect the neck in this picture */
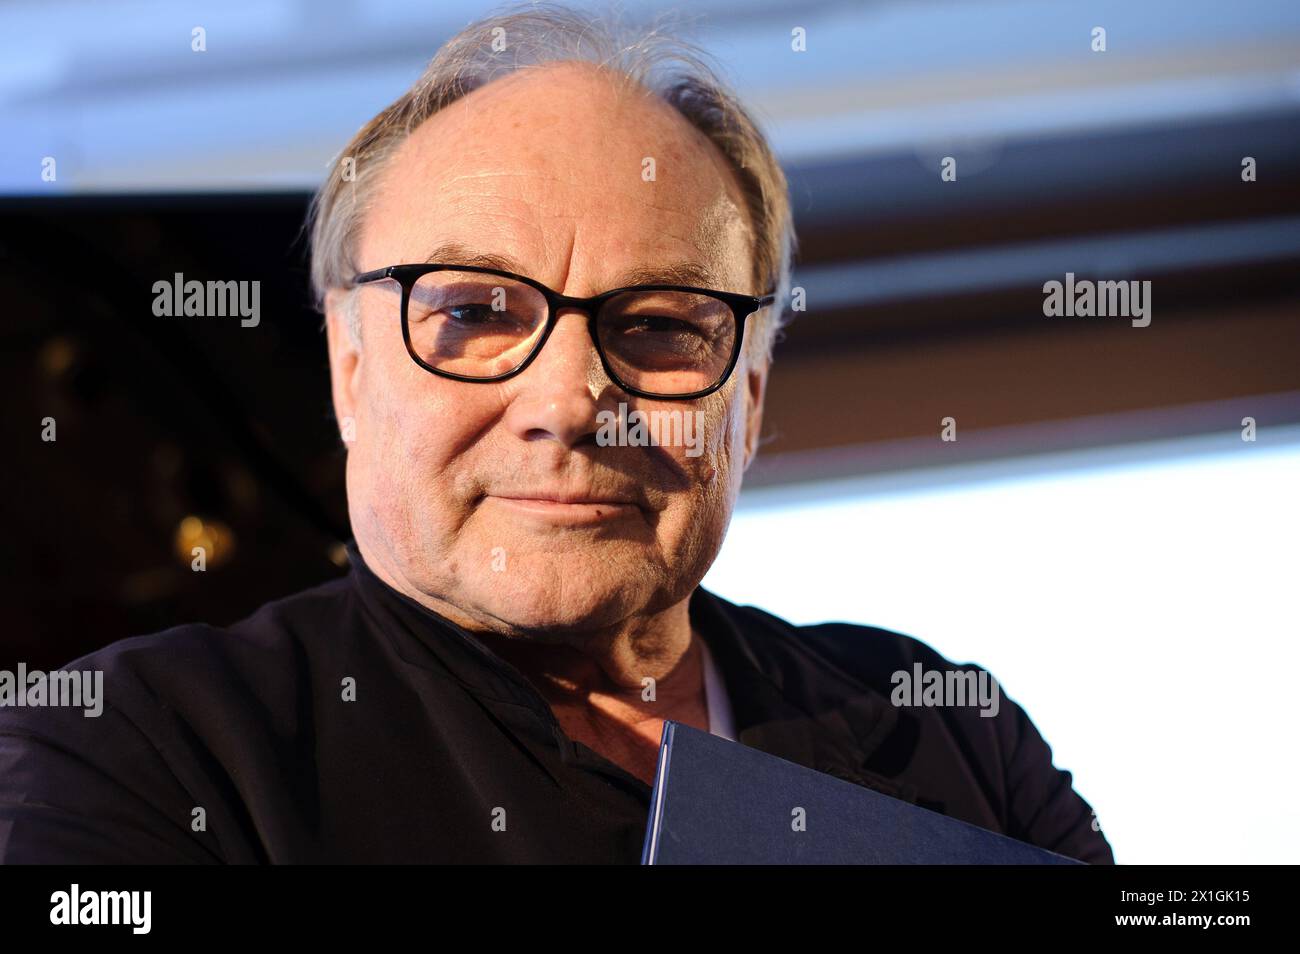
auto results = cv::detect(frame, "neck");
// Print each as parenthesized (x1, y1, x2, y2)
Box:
(475, 613, 705, 715)
(478, 615, 709, 786)
(351, 537, 711, 783)
(351, 534, 702, 700)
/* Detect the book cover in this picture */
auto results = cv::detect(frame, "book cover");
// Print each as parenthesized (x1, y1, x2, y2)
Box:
(642, 721, 1083, 865)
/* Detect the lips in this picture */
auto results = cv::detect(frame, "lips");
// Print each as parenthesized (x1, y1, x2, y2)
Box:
(485, 487, 647, 525)
(492, 490, 640, 507)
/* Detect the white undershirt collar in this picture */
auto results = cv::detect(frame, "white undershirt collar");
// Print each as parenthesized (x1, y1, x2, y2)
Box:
(699, 637, 736, 741)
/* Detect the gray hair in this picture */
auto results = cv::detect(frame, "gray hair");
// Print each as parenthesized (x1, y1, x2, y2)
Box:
(308, 2, 796, 365)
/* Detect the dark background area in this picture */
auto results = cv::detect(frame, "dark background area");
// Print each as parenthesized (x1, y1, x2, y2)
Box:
(2, 196, 349, 668)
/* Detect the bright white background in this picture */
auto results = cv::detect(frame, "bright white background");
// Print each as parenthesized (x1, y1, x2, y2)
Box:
(703, 425, 1300, 864)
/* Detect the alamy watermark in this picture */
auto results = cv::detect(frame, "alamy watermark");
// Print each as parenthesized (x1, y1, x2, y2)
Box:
(595, 402, 705, 457)
(50, 884, 150, 934)
(1043, 272, 1151, 327)
(152, 272, 260, 327)
(891, 663, 1000, 718)
(0, 664, 103, 717)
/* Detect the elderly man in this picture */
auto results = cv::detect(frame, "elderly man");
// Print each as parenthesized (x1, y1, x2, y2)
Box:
(0, 7, 1112, 864)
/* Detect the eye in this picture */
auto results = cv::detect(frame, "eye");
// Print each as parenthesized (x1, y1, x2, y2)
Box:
(445, 304, 501, 326)
(622, 314, 700, 336)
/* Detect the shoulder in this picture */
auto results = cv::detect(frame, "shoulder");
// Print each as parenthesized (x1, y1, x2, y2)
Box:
(704, 590, 1114, 864)
(1, 572, 357, 754)
(706, 589, 974, 692)
(708, 590, 1031, 764)
(0, 575, 356, 862)
(703, 588, 1012, 766)
(12, 574, 355, 729)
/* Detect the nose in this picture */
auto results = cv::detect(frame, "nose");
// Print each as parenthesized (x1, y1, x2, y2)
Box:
(501, 308, 607, 449)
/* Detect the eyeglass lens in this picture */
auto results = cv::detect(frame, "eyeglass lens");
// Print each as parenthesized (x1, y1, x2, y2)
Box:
(405, 270, 736, 395)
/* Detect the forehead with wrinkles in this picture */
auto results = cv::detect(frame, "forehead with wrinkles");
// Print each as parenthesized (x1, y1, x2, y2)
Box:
(359, 61, 757, 295)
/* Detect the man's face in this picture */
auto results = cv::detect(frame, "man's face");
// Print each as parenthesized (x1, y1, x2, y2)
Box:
(327, 62, 767, 636)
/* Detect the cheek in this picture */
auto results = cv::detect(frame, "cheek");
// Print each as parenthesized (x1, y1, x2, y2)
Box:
(346, 393, 415, 549)
(697, 387, 748, 490)
(664, 389, 748, 532)
(379, 391, 536, 543)
(361, 340, 456, 455)
(653, 397, 746, 586)
(350, 356, 480, 517)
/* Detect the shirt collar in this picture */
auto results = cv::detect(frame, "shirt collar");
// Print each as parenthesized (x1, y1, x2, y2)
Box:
(345, 541, 549, 711)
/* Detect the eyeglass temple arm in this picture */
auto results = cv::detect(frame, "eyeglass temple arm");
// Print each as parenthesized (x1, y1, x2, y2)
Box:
(352, 267, 393, 286)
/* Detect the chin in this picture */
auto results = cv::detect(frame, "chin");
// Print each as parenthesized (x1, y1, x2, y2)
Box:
(459, 554, 664, 636)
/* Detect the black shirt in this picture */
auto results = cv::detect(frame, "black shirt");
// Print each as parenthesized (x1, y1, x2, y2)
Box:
(0, 545, 1114, 863)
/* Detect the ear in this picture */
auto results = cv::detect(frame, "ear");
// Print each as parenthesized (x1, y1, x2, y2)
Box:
(324, 289, 362, 445)
(741, 356, 768, 472)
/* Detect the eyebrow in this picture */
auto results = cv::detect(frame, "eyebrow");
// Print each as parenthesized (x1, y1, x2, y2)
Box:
(422, 242, 724, 290)
(423, 242, 523, 274)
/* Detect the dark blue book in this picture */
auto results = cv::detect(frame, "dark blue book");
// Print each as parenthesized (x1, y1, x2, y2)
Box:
(641, 721, 1082, 864)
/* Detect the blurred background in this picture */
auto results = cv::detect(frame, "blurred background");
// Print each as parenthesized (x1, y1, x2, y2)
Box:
(2, 0, 1298, 864)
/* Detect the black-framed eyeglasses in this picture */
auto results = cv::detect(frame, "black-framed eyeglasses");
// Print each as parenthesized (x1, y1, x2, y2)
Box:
(350, 263, 777, 400)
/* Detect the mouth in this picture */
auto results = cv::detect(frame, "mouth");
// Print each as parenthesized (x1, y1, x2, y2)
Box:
(486, 490, 644, 526)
